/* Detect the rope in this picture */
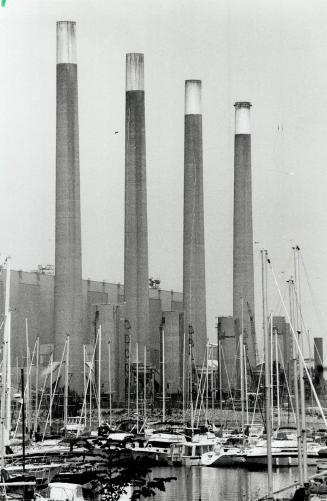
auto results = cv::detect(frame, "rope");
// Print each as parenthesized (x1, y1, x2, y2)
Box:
(221, 345, 239, 427)
(267, 256, 327, 430)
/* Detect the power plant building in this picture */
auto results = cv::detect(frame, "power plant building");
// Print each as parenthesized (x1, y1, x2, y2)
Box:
(0, 269, 184, 403)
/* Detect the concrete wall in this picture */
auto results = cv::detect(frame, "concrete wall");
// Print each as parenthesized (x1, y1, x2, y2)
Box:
(162, 311, 184, 395)
(0, 269, 183, 399)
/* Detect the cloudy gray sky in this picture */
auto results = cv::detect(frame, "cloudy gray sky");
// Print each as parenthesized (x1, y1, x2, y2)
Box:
(1, 0, 327, 356)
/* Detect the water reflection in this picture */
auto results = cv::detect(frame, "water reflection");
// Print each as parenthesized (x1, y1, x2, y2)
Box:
(145, 466, 316, 501)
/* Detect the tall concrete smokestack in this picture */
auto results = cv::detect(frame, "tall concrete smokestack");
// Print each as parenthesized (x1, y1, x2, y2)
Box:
(183, 80, 207, 366)
(233, 102, 256, 369)
(124, 53, 149, 360)
(54, 21, 83, 392)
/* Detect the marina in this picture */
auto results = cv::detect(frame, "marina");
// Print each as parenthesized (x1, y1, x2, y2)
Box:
(2, 0, 327, 500)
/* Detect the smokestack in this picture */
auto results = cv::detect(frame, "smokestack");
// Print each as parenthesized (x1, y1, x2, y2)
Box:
(124, 53, 149, 361)
(54, 21, 83, 392)
(183, 80, 207, 366)
(233, 102, 256, 368)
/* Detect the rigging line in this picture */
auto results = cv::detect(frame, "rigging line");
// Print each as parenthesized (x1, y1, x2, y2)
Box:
(194, 345, 207, 423)
(229, 338, 239, 397)
(77, 329, 100, 435)
(245, 348, 265, 424)
(277, 338, 295, 422)
(250, 362, 263, 427)
(291, 286, 313, 362)
(33, 355, 52, 435)
(299, 250, 327, 336)
(221, 344, 239, 427)
(270, 281, 288, 319)
(267, 256, 327, 430)
(13, 337, 38, 439)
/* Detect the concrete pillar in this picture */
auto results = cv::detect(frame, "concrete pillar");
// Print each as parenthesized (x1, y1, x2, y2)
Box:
(54, 21, 83, 392)
(124, 53, 149, 363)
(183, 80, 207, 366)
(233, 102, 257, 369)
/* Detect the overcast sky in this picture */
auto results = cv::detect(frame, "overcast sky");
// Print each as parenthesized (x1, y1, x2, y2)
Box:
(1, 0, 327, 356)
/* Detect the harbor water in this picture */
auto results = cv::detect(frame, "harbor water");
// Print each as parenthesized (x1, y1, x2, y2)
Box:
(144, 466, 317, 500)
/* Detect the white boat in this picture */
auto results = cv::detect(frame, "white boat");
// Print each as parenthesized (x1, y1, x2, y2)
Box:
(201, 446, 246, 467)
(244, 438, 321, 467)
(38, 482, 85, 501)
(40, 482, 132, 501)
(175, 437, 217, 466)
(128, 432, 185, 465)
(3, 461, 62, 482)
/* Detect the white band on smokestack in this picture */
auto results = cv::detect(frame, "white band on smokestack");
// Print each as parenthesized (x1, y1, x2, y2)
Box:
(185, 80, 202, 115)
(126, 53, 144, 91)
(57, 21, 77, 64)
(234, 102, 251, 134)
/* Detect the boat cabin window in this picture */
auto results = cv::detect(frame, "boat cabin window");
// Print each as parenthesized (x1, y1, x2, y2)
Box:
(184, 445, 193, 456)
(148, 441, 170, 449)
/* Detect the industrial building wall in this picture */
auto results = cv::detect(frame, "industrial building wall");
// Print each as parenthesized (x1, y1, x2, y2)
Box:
(149, 298, 162, 369)
(93, 303, 125, 404)
(0, 269, 184, 398)
(162, 311, 183, 395)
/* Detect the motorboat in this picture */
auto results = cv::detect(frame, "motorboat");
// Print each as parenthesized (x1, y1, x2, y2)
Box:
(128, 432, 186, 465)
(201, 445, 246, 467)
(244, 438, 321, 468)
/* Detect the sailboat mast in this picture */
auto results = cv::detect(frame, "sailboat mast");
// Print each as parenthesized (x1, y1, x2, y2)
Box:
(262, 250, 273, 498)
(289, 278, 303, 486)
(205, 343, 209, 425)
(98, 325, 102, 427)
(162, 325, 165, 423)
(293, 246, 308, 483)
(34, 336, 39, 436)
(21, 369, 25, 473)
(211, 344, 214, 411)
(25, 318, 30, 436)
(244, 345, 249, 425)
(1, 257, 11, 466)
(270, 319, 274, 431)
(189, 328, 194, 432)
(219, 340, 222, 413)
(182, 332, 185, 424)
(136, 343, 139, 433)
(240, 298, 245, 439)
(108, 341, 112, 428)
(143, 345, 146, 422)
(275, 328, 281, 428)
(64, 334, 70, 430)
(50, 353, 53, 430)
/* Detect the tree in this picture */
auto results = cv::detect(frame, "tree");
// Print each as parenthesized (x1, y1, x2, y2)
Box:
(91, 438, 176, 500)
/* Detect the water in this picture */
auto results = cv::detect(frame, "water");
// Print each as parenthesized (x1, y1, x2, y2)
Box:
(144, 466, 316, 500)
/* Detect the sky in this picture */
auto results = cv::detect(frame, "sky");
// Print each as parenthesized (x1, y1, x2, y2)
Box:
(1, 0, 327, 358)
